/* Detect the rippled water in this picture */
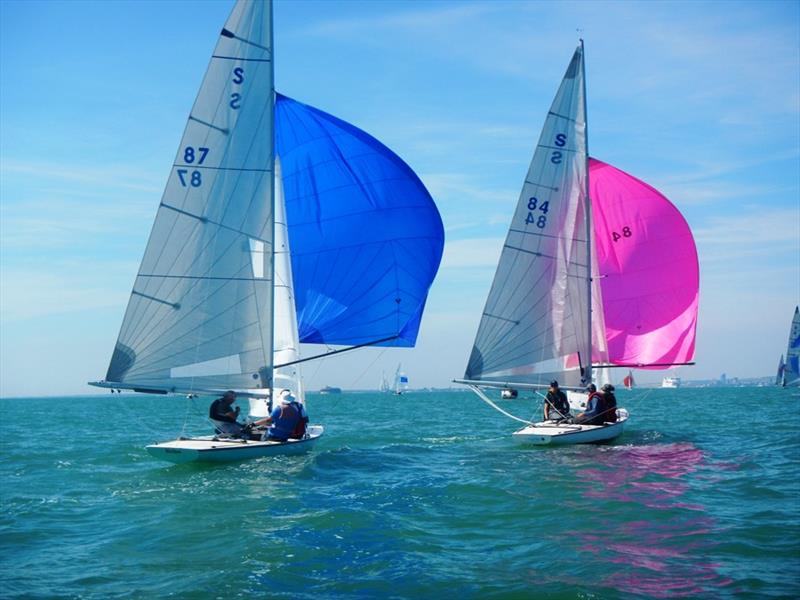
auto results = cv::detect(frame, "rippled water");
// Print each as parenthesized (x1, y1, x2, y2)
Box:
(1, 387, 799, 598)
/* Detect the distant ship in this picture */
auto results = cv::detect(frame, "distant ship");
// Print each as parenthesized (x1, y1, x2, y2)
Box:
(661, 377, 681, 388)
(319, 386, 342, 394)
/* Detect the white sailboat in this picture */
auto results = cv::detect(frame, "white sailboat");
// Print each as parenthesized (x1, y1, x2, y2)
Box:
(393, 364, 409, 395)
(379, 371, 391, 393)
(780, 306, 800, 387)
(91, 0, 444, 462)
(454, 42, 699, 445)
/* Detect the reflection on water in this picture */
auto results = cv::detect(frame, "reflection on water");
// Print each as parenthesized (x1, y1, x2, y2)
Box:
(569, 443, 734, 598)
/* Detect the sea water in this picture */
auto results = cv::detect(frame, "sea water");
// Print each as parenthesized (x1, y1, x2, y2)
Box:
(1, 387, 798, 599)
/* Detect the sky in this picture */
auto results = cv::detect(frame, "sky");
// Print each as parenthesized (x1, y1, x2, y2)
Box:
(1, 0, 798, 397)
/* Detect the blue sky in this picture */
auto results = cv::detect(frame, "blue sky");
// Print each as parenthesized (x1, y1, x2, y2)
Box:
(1, 0, 798, 397)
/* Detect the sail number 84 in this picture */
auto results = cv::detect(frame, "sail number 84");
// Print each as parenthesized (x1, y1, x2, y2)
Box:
(525, 197, 549, 228)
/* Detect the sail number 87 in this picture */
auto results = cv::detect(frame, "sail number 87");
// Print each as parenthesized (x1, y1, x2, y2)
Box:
(176, 146, 209, 187)
(525, 197, 549, 228)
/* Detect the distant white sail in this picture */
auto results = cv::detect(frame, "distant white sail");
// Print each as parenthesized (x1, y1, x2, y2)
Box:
(394, 364, 409, 394)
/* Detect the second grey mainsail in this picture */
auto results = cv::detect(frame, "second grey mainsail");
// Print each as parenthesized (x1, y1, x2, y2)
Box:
(465, 45, 593, 388)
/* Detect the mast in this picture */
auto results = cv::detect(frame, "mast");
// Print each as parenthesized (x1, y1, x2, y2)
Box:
(267, 0, 276, 407)
(581, 38, 593, 387)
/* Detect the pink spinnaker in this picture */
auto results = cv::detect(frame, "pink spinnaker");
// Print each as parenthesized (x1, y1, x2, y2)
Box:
(589, 158, 699, 367)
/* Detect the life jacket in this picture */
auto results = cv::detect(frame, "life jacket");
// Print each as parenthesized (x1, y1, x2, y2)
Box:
(289, 402, 309, 439)
(586, 392, 605, 425)
(271, 401, 309, 440)
(604, 392, 618, 423)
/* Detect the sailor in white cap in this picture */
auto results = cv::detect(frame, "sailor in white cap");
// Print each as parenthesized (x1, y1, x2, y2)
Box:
(259, 389, 309, 441)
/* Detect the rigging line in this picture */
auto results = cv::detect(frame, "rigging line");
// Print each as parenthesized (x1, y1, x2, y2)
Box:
(467, 385, 535, 425)
(275, 335, 400, 369)
(111, 393, 164, 437)
(349, 347, 388, 389)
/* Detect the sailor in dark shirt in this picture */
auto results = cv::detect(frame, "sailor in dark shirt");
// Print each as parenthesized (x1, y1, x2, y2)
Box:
(543, 380, 571, 421)
(209, 390, 244, 436)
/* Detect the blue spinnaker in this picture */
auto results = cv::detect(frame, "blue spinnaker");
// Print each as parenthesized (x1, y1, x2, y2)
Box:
(275, 94, 444, 347)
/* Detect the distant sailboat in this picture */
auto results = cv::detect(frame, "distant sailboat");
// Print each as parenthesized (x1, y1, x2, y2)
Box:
(661, 377, 681, 388)
(781, 306, 800, 387)
(394, 364, 409, 395)
(776, 354, 786, 386)
(379, 371, 391, 393)
(623, 370, 635, 390)
(90, 0, 444, 462)
(454, 42, 698, 445)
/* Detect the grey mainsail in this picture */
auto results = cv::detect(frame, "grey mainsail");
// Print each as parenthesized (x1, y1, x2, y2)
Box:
(464, 45, 595, 388)
(105, 0, 275, 394)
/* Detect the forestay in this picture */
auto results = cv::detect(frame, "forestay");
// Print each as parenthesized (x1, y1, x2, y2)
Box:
(105, 0, 275, 393)
(464, 45, 595, 388)
(275, 94, 444, 347)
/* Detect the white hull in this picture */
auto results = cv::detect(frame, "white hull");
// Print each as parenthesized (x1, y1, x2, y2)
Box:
(146, 425, 324, 464)
(662, 377, 681, 388)
(512, 410, 628, 446)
